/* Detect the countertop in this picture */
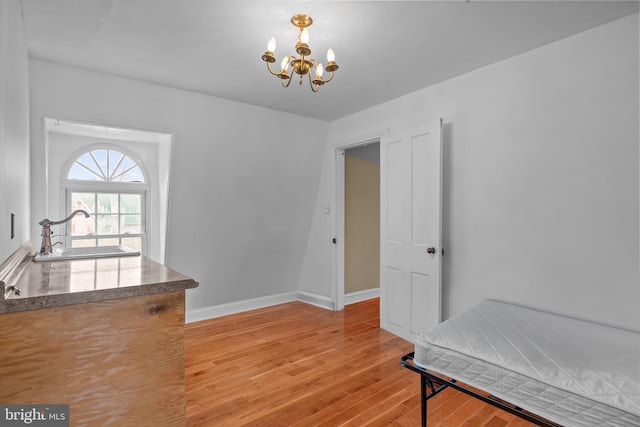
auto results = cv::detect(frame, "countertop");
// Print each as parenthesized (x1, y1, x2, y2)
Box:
(0, 242, 198, 314)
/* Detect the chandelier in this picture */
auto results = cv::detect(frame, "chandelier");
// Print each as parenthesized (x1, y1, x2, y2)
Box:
(261, 14, 339, 92)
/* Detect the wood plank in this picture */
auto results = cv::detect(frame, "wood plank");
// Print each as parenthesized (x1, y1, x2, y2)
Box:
(0, 291, 187, 426)
(185, 298, 538, 426)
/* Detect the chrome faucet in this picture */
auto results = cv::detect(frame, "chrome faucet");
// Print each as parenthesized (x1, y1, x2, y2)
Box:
(39, 209, 90, 255)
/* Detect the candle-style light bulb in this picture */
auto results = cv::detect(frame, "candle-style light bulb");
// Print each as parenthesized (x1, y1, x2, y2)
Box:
(316, 63, 324, 79)
(300, 28, 309, 44)
(327, 48, 335, 62)
(280, 56, 290, 71)
(267, 37, 276, 52)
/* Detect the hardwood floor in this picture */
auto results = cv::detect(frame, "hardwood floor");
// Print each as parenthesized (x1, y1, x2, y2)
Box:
(185, 298, 536, 426)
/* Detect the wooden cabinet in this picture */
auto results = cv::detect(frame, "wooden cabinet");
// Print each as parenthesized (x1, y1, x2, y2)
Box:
(0, 291, 187, 426)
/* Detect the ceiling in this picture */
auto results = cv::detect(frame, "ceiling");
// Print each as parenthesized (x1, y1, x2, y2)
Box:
(20, 1, 639, 121)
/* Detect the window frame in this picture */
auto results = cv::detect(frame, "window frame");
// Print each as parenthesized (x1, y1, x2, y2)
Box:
(63, 185, 148, 253)
(60, 144, 150, 254)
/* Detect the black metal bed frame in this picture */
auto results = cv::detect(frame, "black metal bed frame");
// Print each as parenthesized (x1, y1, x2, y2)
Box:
(401, 352, 564, 427)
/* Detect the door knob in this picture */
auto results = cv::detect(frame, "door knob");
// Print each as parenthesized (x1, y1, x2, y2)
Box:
(426, 247, 436, 254)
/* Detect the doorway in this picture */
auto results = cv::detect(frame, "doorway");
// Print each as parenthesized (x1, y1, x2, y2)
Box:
(342, 142, 381, 305)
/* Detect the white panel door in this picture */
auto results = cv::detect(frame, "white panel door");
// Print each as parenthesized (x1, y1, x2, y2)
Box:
(380, 119, 443, 342)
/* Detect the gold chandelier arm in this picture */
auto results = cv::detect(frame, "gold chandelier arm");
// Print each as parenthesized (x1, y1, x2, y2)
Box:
(266, 62, 281, 76)
(308, 72, 320, 92)
(282, 74, 294, 88)
(323, 71, 335, 83)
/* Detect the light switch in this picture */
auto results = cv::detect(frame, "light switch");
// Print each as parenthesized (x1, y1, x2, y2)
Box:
(323, 205, 330, 214)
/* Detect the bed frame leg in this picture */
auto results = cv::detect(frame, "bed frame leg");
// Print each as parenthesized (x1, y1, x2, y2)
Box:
(421, 375, 427, 427)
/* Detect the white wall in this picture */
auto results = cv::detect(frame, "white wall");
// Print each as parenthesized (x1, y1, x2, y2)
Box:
(29, 59, 329, 310)
(298, 14, 640, 330)
(0, 0, 30, 264)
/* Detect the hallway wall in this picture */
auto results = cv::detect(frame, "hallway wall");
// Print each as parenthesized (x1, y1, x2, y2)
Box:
(345, 153, 380, 294)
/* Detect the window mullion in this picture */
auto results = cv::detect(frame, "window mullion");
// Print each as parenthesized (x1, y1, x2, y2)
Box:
(111, 164, 138, 181)
(94, 193, 98, 241)
(117, 193, 121, 236)
(75, 161, 105, 181)
(111, 153, 126, 181)
(89, 151, 107, 181)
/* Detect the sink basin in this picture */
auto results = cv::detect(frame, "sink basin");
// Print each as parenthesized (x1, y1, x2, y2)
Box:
(33, 245, 140, 262)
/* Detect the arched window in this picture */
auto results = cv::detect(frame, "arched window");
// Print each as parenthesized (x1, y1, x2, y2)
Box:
(62, 146, 148, 252)
(67, 148, 146, 183)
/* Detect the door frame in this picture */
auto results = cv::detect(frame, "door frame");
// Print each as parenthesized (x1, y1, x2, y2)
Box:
(333, 130, 388, 311)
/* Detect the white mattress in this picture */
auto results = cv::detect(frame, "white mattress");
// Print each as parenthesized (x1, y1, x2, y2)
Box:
(414, 300, 640, 427)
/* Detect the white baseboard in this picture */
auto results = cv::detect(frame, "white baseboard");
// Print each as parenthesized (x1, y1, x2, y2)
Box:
(296, 291, 335, 311)
(186, 292, 297, 323)
(344, 288, 380, 305)
(185, 291, 335, 323)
